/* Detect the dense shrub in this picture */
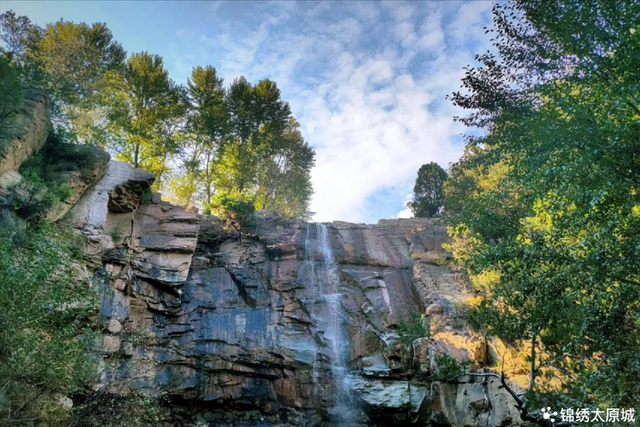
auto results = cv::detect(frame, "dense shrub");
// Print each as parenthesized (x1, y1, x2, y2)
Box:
(0, 214, 97, 426)
(0, 56, 23, 127)
(433, 354, 469, 382)
(208, 192, 256, 236)
(4, 133, 103, 221)
(23, 131, 102, 180)
(396, 312, 428, 346)
(6, 166, 72, 221)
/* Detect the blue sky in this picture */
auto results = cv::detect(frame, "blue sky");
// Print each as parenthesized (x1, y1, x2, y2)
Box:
(2, 1, 495, 223)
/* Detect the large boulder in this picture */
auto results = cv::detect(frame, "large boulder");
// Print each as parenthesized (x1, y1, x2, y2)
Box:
(0, 88, 51, 178)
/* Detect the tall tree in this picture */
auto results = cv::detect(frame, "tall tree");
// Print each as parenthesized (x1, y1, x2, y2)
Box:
(0, 10, 40, 66)
(253, 118, 314, 218)
(30, 20, 125, 108)
(446, 0, 640, 417)
(209, 77, 313, 218)
(0, 12, 125, 141)
(103, 52, 186, 187)
(408, 162, 448, 217)
(183, 65, 228, 205)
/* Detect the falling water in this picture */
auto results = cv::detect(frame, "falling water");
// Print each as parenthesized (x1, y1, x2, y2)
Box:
(317, 223, 350, 369)
(305, 225, 319, 386)
(303, 223, 356, 424)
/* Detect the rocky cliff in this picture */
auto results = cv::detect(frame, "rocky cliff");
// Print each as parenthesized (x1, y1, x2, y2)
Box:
(0, 96, 523, 426)
(67, 158, 523, 426)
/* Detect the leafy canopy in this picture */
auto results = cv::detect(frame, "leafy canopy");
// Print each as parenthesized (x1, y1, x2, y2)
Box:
(0, 10, 316, 220)
(409, 161, 448, 217)
(446, 0, 640, 414)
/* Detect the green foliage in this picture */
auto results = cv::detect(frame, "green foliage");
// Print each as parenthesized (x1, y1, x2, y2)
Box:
(4, 134, 102, 221)
(0, 56, 23, 128)
(447, 0, 640, 411)
(396, 312, 428, 346)
(1, 10, 315, 219)
(7, 166, 71, 221)
(107, 227, 123, 243)
(434, 354, 468, 382)
(409, 162, 448, 217)
(103, 51, 186, 189)
(0, 214, 98, 426)
(0, 10, 40, 68)
(165, 65, 228, 207)
(209, 78, 314, 218)
(169, 73, 315, 218)
(29, 19, 125, 129)
(209, 192, 256, 236)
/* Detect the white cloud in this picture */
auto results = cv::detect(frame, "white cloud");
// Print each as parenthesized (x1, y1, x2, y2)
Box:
(397, 208, 413, 219)
(397, 193, 413, 218)
(197, 1, 490, 223)
(210, 1, 224, 13)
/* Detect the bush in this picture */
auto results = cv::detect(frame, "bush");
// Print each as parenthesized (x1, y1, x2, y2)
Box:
(0, 56, 23, 127)
(434, 354, 469, 382)
(24, 131, 102, 179)
(6, 166, 72, 221)
(396, 312, 428, 346)
(0, 218, 98, 426)
(208, 192, 256, 236)
(4, 132, 104, 221)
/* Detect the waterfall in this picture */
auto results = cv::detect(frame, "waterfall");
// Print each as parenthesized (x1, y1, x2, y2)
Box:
(305, 224, 319, 385)
(303, 223, 356, 424)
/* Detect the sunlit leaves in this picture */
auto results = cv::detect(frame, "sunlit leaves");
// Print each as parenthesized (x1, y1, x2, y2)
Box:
(447, 0, 640, 409)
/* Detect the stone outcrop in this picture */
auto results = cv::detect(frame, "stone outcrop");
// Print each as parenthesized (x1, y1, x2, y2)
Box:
(46, 145, 111, 221)
(71, 165, 523, 426)
(0, 87, 110, 220)
(0, 88, 51, 178)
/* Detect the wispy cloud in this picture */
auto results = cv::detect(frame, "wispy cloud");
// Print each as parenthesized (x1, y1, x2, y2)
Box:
(174, 1, 494, 222)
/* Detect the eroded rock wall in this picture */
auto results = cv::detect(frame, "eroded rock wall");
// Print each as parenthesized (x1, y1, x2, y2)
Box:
(0, 88, 51, 179)
(0, 90, 522, 426)
(75, 161, 523, 427)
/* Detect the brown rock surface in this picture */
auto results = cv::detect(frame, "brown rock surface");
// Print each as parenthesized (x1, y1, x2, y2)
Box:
(70, 171, 522, 426)
(0, 88, 51, 177)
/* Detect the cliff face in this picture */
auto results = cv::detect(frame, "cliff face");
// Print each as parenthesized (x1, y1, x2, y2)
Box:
(71, 160, 522, 427)
(0, 99, 522, 426)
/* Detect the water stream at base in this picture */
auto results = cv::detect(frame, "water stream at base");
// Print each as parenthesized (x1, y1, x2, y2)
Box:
(303, 223, 357, 424)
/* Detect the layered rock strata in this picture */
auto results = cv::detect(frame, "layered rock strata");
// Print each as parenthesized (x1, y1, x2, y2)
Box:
(0, 91, 523, 425)
(75, 161, 522, 427)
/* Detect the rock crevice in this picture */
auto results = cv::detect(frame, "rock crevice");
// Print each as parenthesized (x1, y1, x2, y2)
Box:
(74, 167, 522, 426)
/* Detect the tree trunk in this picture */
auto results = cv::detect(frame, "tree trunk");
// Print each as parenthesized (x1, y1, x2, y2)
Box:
(133, 144, 140, 168)
(528, 330, 538, 391)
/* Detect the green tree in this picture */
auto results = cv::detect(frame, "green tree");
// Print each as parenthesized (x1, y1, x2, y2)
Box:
(103, 52, 186, 187)
(209, 77, 314, 218)
(446, 0, 640, 418)
(0, 57, 23, 126)
(0, 10, 40, 66)
(408, 162, 448, 217)
(30, 20, 125, 107)
(168, 65, 229, 207)
(0, 12, 125, 141)
(209, 192, 256, 237)
(253, 118, 314, 218)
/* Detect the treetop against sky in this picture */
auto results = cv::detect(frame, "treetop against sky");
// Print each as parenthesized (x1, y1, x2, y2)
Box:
(2, 0, 493, 222)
